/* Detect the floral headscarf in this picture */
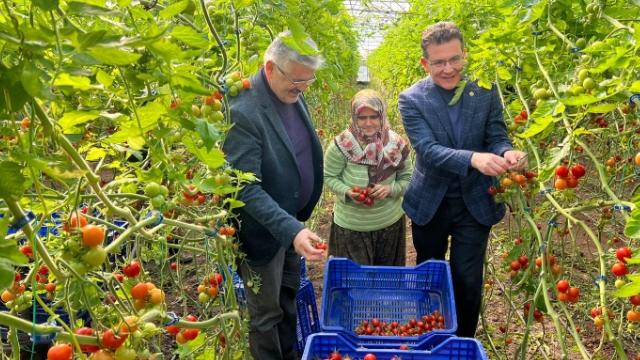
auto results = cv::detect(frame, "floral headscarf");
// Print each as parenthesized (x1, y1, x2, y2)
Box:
(334, 89, 410, 183)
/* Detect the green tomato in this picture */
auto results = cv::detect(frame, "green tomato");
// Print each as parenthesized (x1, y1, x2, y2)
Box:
(145, 182, 160, 197)
(211, 99, 222, 112)
(577, 69, 589, 82)
(583, 78, 596, 91)
(533, 88, 548, 100)
(70, 261, 87, 276)
(191, 104, 201, 117)
(211, 111, 224, 123)
(150, 195, 165, 208)
(576, 38, 587, 49)
(615, 279, 626, 289)
(201, 105, 212, 116)
(13, 295, 24, 306)
(115, 346, 137, 360)
(84, 246, 107, 266)
(225, 78, 235, 88)
(142, 322, 157, 338)
(229, 86, 238, 97)
(160, 185, 169, 197)
(198, 292, 210, 303)
(196, 139, 204, 148)
(137, 349, 151, 359)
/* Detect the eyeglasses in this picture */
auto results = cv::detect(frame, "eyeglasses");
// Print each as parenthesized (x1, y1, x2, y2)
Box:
(427, 55, 465, 69)
(274, 63, 317, 86)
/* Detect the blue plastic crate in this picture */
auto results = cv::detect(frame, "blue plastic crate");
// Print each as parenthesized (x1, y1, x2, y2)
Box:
(302, 333, 487, 360)
(321, 258, 457, 344)
(300, 257, 307, 280)
(295, 279, 320, 354)
(0, 302, 90, 341)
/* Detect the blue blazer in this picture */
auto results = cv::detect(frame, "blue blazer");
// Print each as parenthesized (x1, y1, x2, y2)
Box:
(223, 69, 324, 266)
(398, 76, 513, 227)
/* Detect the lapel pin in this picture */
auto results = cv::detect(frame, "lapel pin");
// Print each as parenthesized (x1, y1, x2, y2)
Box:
(469, 91, 475, 97)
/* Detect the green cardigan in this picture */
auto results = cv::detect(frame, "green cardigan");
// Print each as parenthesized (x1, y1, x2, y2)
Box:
(324, 141, 413, 232)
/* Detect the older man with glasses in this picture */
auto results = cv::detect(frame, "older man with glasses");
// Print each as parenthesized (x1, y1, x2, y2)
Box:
(222, 30, 325, 359)
(398, 22, 527, 338)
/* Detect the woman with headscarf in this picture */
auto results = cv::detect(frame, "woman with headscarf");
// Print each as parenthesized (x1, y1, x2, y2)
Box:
(324, 89, 413, 266)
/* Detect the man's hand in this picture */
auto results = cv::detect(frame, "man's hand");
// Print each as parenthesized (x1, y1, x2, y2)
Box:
(471, 152, 510, 176)
(503, 150, 528, 171)
(292, 228, 325, 261)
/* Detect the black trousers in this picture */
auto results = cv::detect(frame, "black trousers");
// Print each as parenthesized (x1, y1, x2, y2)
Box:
(237, 247, 300, 360)
(411, 197, 491, 338)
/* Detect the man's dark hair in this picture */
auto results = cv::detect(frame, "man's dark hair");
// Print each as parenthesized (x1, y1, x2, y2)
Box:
(421, 22, 464, 59)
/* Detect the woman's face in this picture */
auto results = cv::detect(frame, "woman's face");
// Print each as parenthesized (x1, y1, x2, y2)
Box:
(356, 107, 381, 137)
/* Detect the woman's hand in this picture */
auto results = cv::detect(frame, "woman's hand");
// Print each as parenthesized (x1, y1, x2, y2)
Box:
(369, 184, 392, 200)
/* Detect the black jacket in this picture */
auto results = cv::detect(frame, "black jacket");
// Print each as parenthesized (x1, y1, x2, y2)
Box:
(222, 69, 324, 266)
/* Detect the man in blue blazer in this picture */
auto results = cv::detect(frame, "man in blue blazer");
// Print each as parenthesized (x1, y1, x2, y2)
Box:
(223, 31, 325, 359)
(399, 22, 527, 337)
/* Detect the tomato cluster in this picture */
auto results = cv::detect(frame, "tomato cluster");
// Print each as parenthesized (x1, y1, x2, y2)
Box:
(196, 273, 224, 303)
(166, 314, 199, 345)
(523, 303, 545, 323)
(352, 184, 376, 206)
(320, 351, 379, 360)
(590, 306, 616, 330)
(1, 273, 32, 312)
(353, 310, 445, 336)
(488, 170, 538, 196)
(611, 246, 632, 277)
(554, 164, 585, 190)
(130, 282, 165, 311)
(556, 280, 580, 303)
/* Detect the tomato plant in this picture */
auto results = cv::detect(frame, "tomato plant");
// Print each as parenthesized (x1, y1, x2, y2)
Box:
(0, 0, 359, 358)
(369, 0, 640, 357)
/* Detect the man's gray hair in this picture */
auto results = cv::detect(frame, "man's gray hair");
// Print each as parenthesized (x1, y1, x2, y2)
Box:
(264, 30, 324, 69)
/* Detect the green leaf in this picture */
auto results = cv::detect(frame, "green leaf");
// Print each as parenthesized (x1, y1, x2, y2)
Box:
(67, 2, 124, 16)
(195, 119, 221, 151)
(160, 0, 189, 19)
(580, 41, 612, 54)
(59, 111, 101, 130)
(516, 115, 554, 138)
(54, 73, 96, 91)
(0, 260, 18, 293)
(33, 0, 59, 11)
(86, 47, 142, 66)
(519, 0, 548, 25)
(281, 19, 319, 56)
(135, 102, 166, 131)
(85, 148, 109, 161)
(497, 67, 512, 81)
(96, 69, 113, 87)
(183, 137, 225, 169)
(0, 162, 28, 201)
(0, 242, 29, 266)
(586, 103, 617, 113)
(77, 30, 107, 50)
(235, 0, 255, 8)
(625, 209, 640, 238)
(171, 26, 209, 49)
(171, 73, 212, 95)
(224, 198, 245, 212)
(561, 94, 600, 106)
(612, 280, 640, 297)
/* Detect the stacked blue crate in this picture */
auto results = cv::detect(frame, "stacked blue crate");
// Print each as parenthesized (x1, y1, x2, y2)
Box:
(302, 333, 488, 360)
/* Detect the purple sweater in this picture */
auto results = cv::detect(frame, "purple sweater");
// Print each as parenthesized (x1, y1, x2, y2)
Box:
(262, 69, 314, 212)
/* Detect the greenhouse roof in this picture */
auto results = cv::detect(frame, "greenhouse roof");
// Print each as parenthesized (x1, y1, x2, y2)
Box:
(343, 0, 410, 81)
